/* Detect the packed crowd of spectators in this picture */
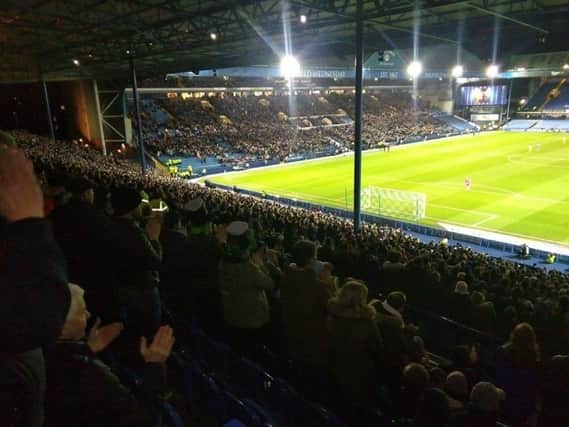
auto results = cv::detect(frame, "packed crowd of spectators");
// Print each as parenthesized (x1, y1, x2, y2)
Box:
(3, 129, 569, 426)
(133, 92, 452, 163)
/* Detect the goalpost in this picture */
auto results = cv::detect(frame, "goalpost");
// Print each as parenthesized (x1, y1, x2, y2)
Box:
(361, 186, 427, 222)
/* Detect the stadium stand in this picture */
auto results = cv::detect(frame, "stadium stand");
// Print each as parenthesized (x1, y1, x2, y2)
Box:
(523, 80, 558, 112)
(431, 113, 479, 132)
(4, 129, 569, 426)
(502, 120, 539, 131)
(542, 79, 569, 112)
(134, 92, 455, 175)
(504, 119, 569, 131)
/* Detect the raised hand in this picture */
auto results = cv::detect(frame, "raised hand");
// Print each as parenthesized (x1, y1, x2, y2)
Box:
(140, 325, 175, 363)
(0, 147, 44, 222)
(87, 318, 124, 353)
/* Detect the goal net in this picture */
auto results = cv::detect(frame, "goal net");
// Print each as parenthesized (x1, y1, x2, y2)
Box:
(361, 186, 427, 222)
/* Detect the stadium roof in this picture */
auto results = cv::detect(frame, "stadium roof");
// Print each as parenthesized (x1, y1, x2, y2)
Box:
(1, 0, 569, 82)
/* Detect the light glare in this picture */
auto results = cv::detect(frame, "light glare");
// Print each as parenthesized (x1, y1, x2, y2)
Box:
(280, 55, 301, 78)
(406, 61, 422, 78)
(72, 59, 80, 66)
(486, 64, 499, 78)
(451, 65, 464, 78)
(210, 32, 217, 41)
(300, 14, 307, 24)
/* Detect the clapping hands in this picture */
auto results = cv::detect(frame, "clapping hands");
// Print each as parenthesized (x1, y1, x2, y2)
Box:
(140, 325, 175, 363)
(87, 318, 124, 353)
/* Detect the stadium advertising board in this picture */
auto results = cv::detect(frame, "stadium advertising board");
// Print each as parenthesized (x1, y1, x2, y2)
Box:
(470, 113, 501, 121)
(458, 85, 508, 106)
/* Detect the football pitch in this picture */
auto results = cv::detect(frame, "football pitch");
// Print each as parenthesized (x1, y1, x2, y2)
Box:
(206, 132, 569, 246)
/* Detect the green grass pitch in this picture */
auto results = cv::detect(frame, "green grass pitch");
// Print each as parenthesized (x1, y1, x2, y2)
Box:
(206, 132, 569, 246)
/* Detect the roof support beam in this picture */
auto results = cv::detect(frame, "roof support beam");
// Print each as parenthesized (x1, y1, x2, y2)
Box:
(467, 2, 549, 34)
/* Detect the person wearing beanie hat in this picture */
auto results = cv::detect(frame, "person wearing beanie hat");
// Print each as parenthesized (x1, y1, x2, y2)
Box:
(182, 197, 210, 233)
(219, 221, 274, 357)
(49, 174, 115, 322)
(174, 199, 224, 334)
(110, 188, 143, 218)
(107, 186, 163, 370)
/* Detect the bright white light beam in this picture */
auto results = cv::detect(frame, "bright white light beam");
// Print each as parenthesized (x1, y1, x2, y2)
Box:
(451, 65, 464, 78)
(280, 55, 301, 79)
(486, 64, 499, 78)
(407, 61, 422, 78)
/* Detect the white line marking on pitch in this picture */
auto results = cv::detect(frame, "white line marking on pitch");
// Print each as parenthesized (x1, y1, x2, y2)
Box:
(472, 214, 498, 227)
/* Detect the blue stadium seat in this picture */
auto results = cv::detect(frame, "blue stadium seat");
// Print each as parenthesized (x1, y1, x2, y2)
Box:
(167, 351, 192, 397)
(242, 399, 277, 427)
(195, 332, 234, 377)
(286, 395, 346, 427)
(229, 357, 275, 400)
(257, 377, 344, 427)
(219, 390, 264, 427)
(156, 401, 185, 427)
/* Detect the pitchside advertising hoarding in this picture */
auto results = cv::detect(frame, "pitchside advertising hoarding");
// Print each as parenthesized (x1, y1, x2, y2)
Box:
(470, 113, 501, 121)
(458, 85, 508, 106)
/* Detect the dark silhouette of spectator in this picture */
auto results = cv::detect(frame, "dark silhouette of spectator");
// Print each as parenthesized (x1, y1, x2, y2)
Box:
(158, 208, 193, 313)
(327, 280, 383, 407)
(183, 198, 223, 333)
(495, 323, 539, 426)
(448, 281, 472, 325)
(415, 387, 450, 427)
(397, 363, 431, 419)
(219, 221, 274, 358)
(539, 354, 569, 427)
(281, 240, 336, 376)
(108, 188, 163, 374)
(49, 178, 118, 322)
(452, 381, 507, 427)
(0, 145, 70, 427)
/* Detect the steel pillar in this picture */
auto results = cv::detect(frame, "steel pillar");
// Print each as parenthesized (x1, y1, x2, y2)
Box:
(92, 80, 108, 156)
(129, 55, 147, 175)
(41, 78, 55, 141)
(353, 0, 364, 232)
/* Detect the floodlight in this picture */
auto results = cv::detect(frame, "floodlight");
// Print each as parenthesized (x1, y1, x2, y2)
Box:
(563, 64, 569, 70)
(486, 64, 499, 78)
(279, 55, 301, 78)
(300, 14, 307, 24)
(406, 61, 422, 78)
(451, 65, 464, 78)
(519, 98, 527, 106)
(72, 59, 80, 66)
(210, 32, 218, 41)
